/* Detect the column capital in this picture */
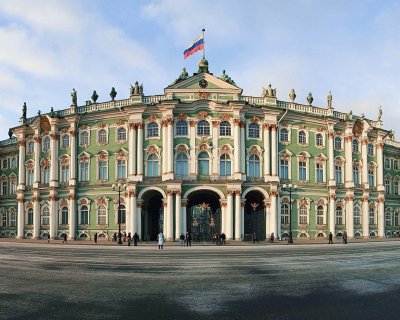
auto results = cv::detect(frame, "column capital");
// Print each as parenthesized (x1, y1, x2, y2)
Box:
(129, 190, 137, 197)
(137, 122, 143, 129)
(17, 139, 26, 147)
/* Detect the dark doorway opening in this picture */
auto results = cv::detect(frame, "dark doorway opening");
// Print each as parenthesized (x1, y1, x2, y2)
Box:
(244, 191, 266, 241)
(141, 190, 163, 241)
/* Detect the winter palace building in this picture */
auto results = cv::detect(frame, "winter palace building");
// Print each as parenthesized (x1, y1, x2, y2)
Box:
(1, 59, 400, 241)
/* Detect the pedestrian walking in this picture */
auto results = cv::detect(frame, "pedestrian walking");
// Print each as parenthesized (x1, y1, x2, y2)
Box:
(180, 233, 185, 246)
(133, 232, 139, 246)
(112, 232, 117, 242)
(253, 232, 259, 244)
(62, 233, 67, 244)
(221, 233, 226, 245)
(127, 232, 132, 246)
(343, 231, 348, 244)
(270, 232, 275, 243)
(47, 233, 50, 243)
(185, 232, 192, 247)
(157, 231, 164, 249)
(94, 232, 98, 244)
(328, 232, 333, 244)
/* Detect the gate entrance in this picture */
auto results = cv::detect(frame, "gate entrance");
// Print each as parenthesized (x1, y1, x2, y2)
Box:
(187, 190, 221, 242)
(141, 190, 163, 241)
(244, 191, 266, 241)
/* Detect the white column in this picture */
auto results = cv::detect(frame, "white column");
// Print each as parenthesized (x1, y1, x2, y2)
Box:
(181, 199, 188, 234)
(362, 195, 369, 238)
(33, 135, 41, 185)
(226, 191, 234, 239)
(234, 191, 242, 240)
(344, 132, 353, 188)
(233, 119, 240, 178)
(167, 119, 174, 176)
(50, 197, 57, 239)
(175, 191, 181, 240)
(128, 123, 137, 178)
(361, 137, 369, 188)
(212, 121, 218, 178)
(265, 201, 271, 239)
(220, 200, 227, 235)
(240, 121, 246, 177)
(378, 198, 385, 237)
(69, 129, 77, 186)
(137, 123, 143, 178)
(17, 199, 24, 238)
(270, 191, 277, 236)
(69, 196, 76, 240)
(328, 129, 335, 184)
(346, 195, 354, 237)
(329, 195, 335, 234)
(189, 121, 196, 176)
(130, 192, 137, 234)
(33, 196, 40, 239)
(50, 132, 58, 187)
(18, 139, 26, 186)
(271, 124, 277, 176)
(166, 191, 174, 240)
(162, 120, 167, 177)
(376, 138, 384, 190)
(264, 124, 270, 177)
(137, 202, 142, 239)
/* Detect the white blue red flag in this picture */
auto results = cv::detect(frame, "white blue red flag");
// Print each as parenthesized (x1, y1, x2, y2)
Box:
(183, 34, 204, 59)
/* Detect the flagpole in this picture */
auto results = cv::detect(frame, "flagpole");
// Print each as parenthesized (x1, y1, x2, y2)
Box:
(202, 28, 205, 59)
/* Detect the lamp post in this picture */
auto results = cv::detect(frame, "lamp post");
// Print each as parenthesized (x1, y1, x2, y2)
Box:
(112, 182, 126, 245)
(282, 183, 297, 244)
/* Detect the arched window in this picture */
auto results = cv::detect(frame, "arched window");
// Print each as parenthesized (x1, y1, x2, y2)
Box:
(43, 166, 50, 184)
(353, 166, 360, 185)
(98, 129, 107, 144)
(1, 179, 7, 196)
(369, 207, 376, 225)
(61, 206, 68, 225)
(317, 205, 324, 224)
(176, 121, 188, 136)
(147, 122, 159, 137)
(385, 177, 391, 194)
(42, 207, 50, 225)
(334, 137, 342, 150)
(352, 139, 359, 153)
(281, 204, 289, 224)
(118, 204, 126, 224)
(298, 131, 307, 144)
(117, 159, 126, 179)
(316, 133, 323, 147)
(219, 121, 231, 136)
(385, 210, 392, 226)
(80, 131, 89, 146)
(27, 140, 34, 154)
(97, 205, 107, 225)
(62, 134, 70, 148)
(385, 158, 391, 169)
(353, 206, 361, 225)
(27, 208, 33, 225)
(26, 167, 34, 187)
(299, 205, 308, 224)
(394, 179, 399, 195)
(9, 209, 16, 227)
(394, 211, 399, 226)
(368, 166, 375, 187)
(117, 127, 127, 141)
(147, 154, 159, 177)
(175, 153, 188, 177)
(248, 123, 260, 139)
(280, 128, 289, 142)
(1, 209, 7, 227)
(42, 136, 50, 151)
(197, 120, 210, 136)
(335, 206, 343, 225)
(198, 152, 209, 175)
(248, 154, 260, 178)
(80, 205, 89, 225)
(219, 154, 231, 176)
(335, 162, 343, 184)
(367, 143, 374, 156)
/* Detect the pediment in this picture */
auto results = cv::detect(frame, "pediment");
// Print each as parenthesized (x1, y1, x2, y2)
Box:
(164, 73, 242, 101)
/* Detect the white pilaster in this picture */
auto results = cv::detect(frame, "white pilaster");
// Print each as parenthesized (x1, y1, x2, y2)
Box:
(344, 130, 353, 188)
(265, 200, 271, 239)
(17, 199, 24, 238)
(69, 196, 76, 240)
(162, 120, 167, 178)
(33, 196, 40, 239)
(226, 191, 234, 239)
(329, 195, 335, 234)
(33, 135, 41, 186)
(167, 118, 174, 179)
(346, 195, 354, 237)
(361, 137, 369, 188)
(240, 121, 246, 178)
(181, 199, 188, 235)
(212, 121, 218, 178)
(50, 131, 58, 188)
(234, 191, 242, 240)
(130, 192, 137, 234)
(69, 128, 77, 186)
(166, 191, 174, 240)
(137, 202, 142, 239)
(136, 123, 143, 178)
(189, 121, 196, 176)
(378, 197, 385, 237)
(50, 197, 57, 239)
(264, 124, 270, 177)
(377, 138, 384, 190)
(220, 199, 227, 235)
(362, 195, 369, 238)
(270, 191, 278, 237)
(128, 123, 137, 178)
(175, 191, 181, 239)
(328, 129, 335, 185)
(18, 139, 26, 187)
(271, 125, 277, 176)
(233, 119, 241, 179)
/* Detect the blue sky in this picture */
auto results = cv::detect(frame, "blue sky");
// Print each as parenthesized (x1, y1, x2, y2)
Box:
(0, 0, 399, 139)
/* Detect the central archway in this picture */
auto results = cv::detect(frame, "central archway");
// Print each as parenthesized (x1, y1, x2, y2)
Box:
(140, 190, 164, 241)
(186, 189, 222, 242)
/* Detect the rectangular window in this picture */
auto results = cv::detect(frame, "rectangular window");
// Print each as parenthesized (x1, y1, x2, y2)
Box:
(1, 180, 7, 195)
(60, 165, 69, 183)
(27, 170, 34, 186)
(280, 159, 289, 180)
(353, 167, 360, 185)
(298, 161, 306, 181)
(316, 163, 324, 182)
(98, 161, 108, 180)
(80, 162, 89, 181)
(368, 170, 374, 187)
(117, 159, 126, 179)
(335, 166, 342, 184)
(10, 180, 16, 194)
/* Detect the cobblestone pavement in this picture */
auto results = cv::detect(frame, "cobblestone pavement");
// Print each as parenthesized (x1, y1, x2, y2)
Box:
(1, 241, 400, 319)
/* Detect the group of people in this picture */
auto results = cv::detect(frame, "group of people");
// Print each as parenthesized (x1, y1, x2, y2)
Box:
(179, 232, 193, 247)
(109, 232, 139, 246)
(212, 232, 227, 245)
(328, 231, 348, 244)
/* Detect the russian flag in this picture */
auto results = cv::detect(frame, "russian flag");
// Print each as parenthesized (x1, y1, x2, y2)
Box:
(183, 34, 204, 59)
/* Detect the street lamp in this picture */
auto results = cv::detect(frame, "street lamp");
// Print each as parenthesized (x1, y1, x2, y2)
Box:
(282, 183, 297, 244)
(112, 182, 126, 245)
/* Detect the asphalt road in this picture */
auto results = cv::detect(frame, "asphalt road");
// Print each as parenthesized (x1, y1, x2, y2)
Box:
(1, 241, 400, 320)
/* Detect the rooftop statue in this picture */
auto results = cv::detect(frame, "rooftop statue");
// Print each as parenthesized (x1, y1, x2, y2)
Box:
(71, 88, 77, 106)
(219, 70, 236, 85)
(378, 106, 383, 121)
(327, 91, 333, 109)
(262, 84, 276, 98)
(49, 107, 56, 118)
(22, 102, 27, 119)
(172, 68, 189, 85)
(131, 81, 142, 96)
(307, 92, 313, 105)
(289, 89, 296, 102)
(91, 90, 99, 103)
(8, 128, 13, 139)
(110, 87, 117, 101)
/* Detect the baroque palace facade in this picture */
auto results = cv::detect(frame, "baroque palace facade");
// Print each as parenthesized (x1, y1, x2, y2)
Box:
(0, 59, 400, 241)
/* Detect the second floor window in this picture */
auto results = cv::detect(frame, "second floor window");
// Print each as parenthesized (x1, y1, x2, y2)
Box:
(334, 137, 342, 150)
(98, 160, 108, 180)
(298, 161, 307, 181)
(98, 129, 107, 144)
(219, 154, 231, 176)
(60, 165, 69, 183)
(80, 131, 89, 146)
(42, 136, 50, 151)
(62, 134, 70, 148)
(280, 128, 289, 142)
(176, 153, 188, 177)
(117, 128, 127, 141)
(248, 123, 260, 139)
(80, 162, 89, 182)
(117, 159, 126, 179)
(298, 131, 307, 144)
(316, 163, 324, 182)
(197, 120, 210, 136)
(335, 165, 343, 184)
(353, 166, 360, 185)
(316, 133, 323, 147)
(368, 168, 375, 187)
(248, 154, 260, 178)
(280, 159, 289, 180)
(147, 122, 159, 137)
(176, 121, 188, 136)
